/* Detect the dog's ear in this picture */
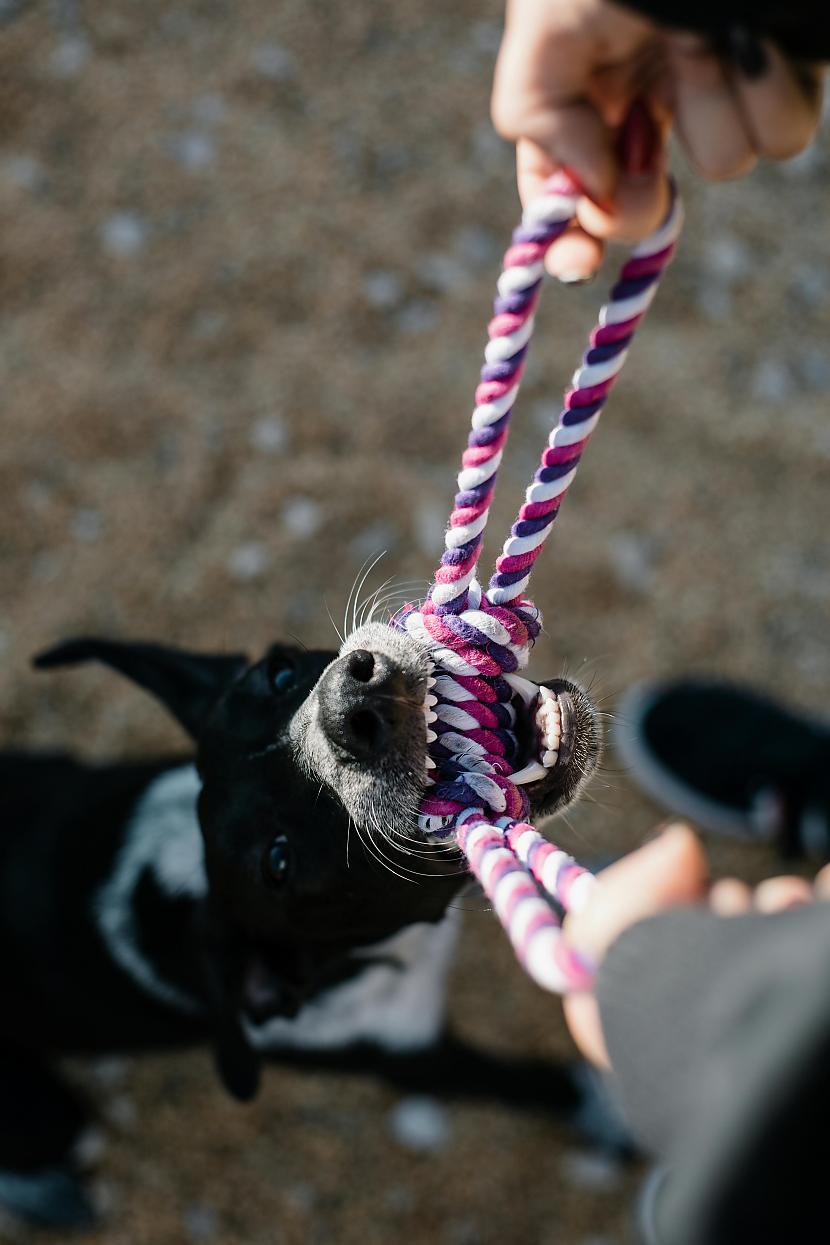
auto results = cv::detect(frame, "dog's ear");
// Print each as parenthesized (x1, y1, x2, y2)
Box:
(196, 903, 263, 1102)
(212, 1011, 262, 1103)
(33, 638, 248, 740)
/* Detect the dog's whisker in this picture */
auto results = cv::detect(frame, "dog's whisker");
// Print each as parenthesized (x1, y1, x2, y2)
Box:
(357, 576, 424, 631)
(349, 550, 388, 637)
(341, 551, 381, 644)
(324, 598, 346, 647)
(354, 574, 393, 629)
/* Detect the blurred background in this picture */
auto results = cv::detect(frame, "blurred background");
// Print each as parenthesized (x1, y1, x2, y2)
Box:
(1, 1, 829, 1242)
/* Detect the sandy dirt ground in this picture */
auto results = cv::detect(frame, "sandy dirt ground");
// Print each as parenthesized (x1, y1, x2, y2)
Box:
(1, 2, 829, 1242)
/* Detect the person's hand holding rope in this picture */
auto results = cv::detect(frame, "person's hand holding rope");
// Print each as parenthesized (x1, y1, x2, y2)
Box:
(561, 823, 830, 1068)
(492, 0, 825, 282)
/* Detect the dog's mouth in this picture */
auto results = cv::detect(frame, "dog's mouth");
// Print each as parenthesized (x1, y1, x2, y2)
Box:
(421, 670, 599, 820)
(505, 674, 575, 786)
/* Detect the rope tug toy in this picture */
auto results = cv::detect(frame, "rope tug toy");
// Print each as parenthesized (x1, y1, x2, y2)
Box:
(392, 171, 683, 993)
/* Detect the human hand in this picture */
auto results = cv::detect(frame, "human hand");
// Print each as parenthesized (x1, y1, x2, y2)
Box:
(492, 0, 825, 281)
(562, 823, 826, 1068)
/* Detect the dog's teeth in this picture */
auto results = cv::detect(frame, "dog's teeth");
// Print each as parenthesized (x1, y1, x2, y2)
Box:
(425, 694, 438, 707)
(425, 711, 437, 724)
(504, 673, 540, 706)
(539, 685, 555, 702)
(425, 756, 436, 769)
(418, 813, 454, 834)
(511, 760, 549, 785)
(542, 749, 559, 767)
(426, 729, 437, 743)
(426, 676, 437, 688)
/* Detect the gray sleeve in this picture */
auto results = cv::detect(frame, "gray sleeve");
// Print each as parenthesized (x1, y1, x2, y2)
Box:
(595, 901, 830, 1157)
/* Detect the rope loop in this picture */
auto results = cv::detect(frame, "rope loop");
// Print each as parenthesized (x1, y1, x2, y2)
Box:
(391, 172, 682, 993)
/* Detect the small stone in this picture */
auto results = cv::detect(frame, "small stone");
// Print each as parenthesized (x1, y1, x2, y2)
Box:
(190, 309, 226, 340)
(191, 94, 227, 126)
(414, 502, 446, 557)
(454, 225, 499, 269)
(50, 36, 91, 79)
(421, 252, 467, 293)
(383, 1185, 415, 1214)
(24, 480, 53, 512)
(281, 497, 323, 538)
(169, 132, 216, 171)
(249, 415, 288, 454)
(703, 235, 751, 285)
(183, 1202, 219, 1242)
(349, 520, 398, 561)
(228, 542, 270, 580)
(470, 20, 502, 55)
(89, 1056, 131, 1089)
(608, 531, 656, 594)
(1, 154, 44, 192)
(362, 270, 404, 310)
(472, 122, 508, 166)
(697, 285, 732, 321)
(105, 1095, 137, 1129)
(792, 265, 830, 307)
(389, 1095, 451, 1154)
(71, 509, 104, 543)
(100, 212, 148, 257)
(560, 1147, 624, 1194)
(73, 1127, 107, 1170)
(752, 358, 793, 404)
(90, 1178, 119, 1218)
(30, 552, 62, 584)
(284, 1183, 316, 1213)
(799, 350, 830, 392)
(396, 299, 438, 335)
(251, 42, 295, 81)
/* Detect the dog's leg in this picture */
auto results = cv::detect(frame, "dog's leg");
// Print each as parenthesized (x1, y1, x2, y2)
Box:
(0, 1047, 96, 1230)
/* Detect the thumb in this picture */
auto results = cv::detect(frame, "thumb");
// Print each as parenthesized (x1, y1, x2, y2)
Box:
(564, 823, 709, 966)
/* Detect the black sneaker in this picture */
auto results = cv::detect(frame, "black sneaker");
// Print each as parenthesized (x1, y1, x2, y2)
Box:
(614, 679, 830, 860)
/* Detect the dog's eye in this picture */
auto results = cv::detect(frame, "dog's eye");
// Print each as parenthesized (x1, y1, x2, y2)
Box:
(269, 655, 297, 695)
(262, 835, 291, 888)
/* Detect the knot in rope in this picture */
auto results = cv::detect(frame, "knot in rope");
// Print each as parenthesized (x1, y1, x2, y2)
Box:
(395, 583, 541, 831)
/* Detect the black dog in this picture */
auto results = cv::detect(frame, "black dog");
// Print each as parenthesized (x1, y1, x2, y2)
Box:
(0, 621, 603, 1228)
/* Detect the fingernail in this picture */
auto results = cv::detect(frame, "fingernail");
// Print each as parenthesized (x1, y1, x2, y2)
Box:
(710, 26, 768, 78)
(557, 271, 596, 287)
(725, 26, 769, 79)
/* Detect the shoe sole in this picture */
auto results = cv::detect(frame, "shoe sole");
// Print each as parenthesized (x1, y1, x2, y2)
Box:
(613, 681, 774, 840)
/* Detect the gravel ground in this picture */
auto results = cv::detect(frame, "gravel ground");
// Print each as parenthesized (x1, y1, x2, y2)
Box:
(2, 2, 829, 1242)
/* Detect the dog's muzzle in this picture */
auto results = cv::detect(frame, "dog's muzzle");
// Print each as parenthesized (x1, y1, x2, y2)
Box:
(317, 648, 416, 762)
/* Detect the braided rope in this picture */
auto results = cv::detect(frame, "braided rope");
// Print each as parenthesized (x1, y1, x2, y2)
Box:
(393, 172, 683, 993)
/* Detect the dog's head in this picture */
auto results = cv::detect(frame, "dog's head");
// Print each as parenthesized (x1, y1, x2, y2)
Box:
(36, 624, 600, 1097)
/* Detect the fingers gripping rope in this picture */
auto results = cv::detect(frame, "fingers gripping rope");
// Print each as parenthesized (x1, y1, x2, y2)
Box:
(392, 173, 683, 994)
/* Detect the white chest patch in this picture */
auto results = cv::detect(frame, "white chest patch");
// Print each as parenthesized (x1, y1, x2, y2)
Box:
(95, 765, 207, 1016)
(95, 764, 461, 1052)
(245, 911, 460, 1054)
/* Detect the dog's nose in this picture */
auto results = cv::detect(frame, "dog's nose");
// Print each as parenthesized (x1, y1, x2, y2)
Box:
(320, 649, 414, 761)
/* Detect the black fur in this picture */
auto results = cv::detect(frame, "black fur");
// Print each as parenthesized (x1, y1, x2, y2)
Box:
(0, 635, 604, 1227)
